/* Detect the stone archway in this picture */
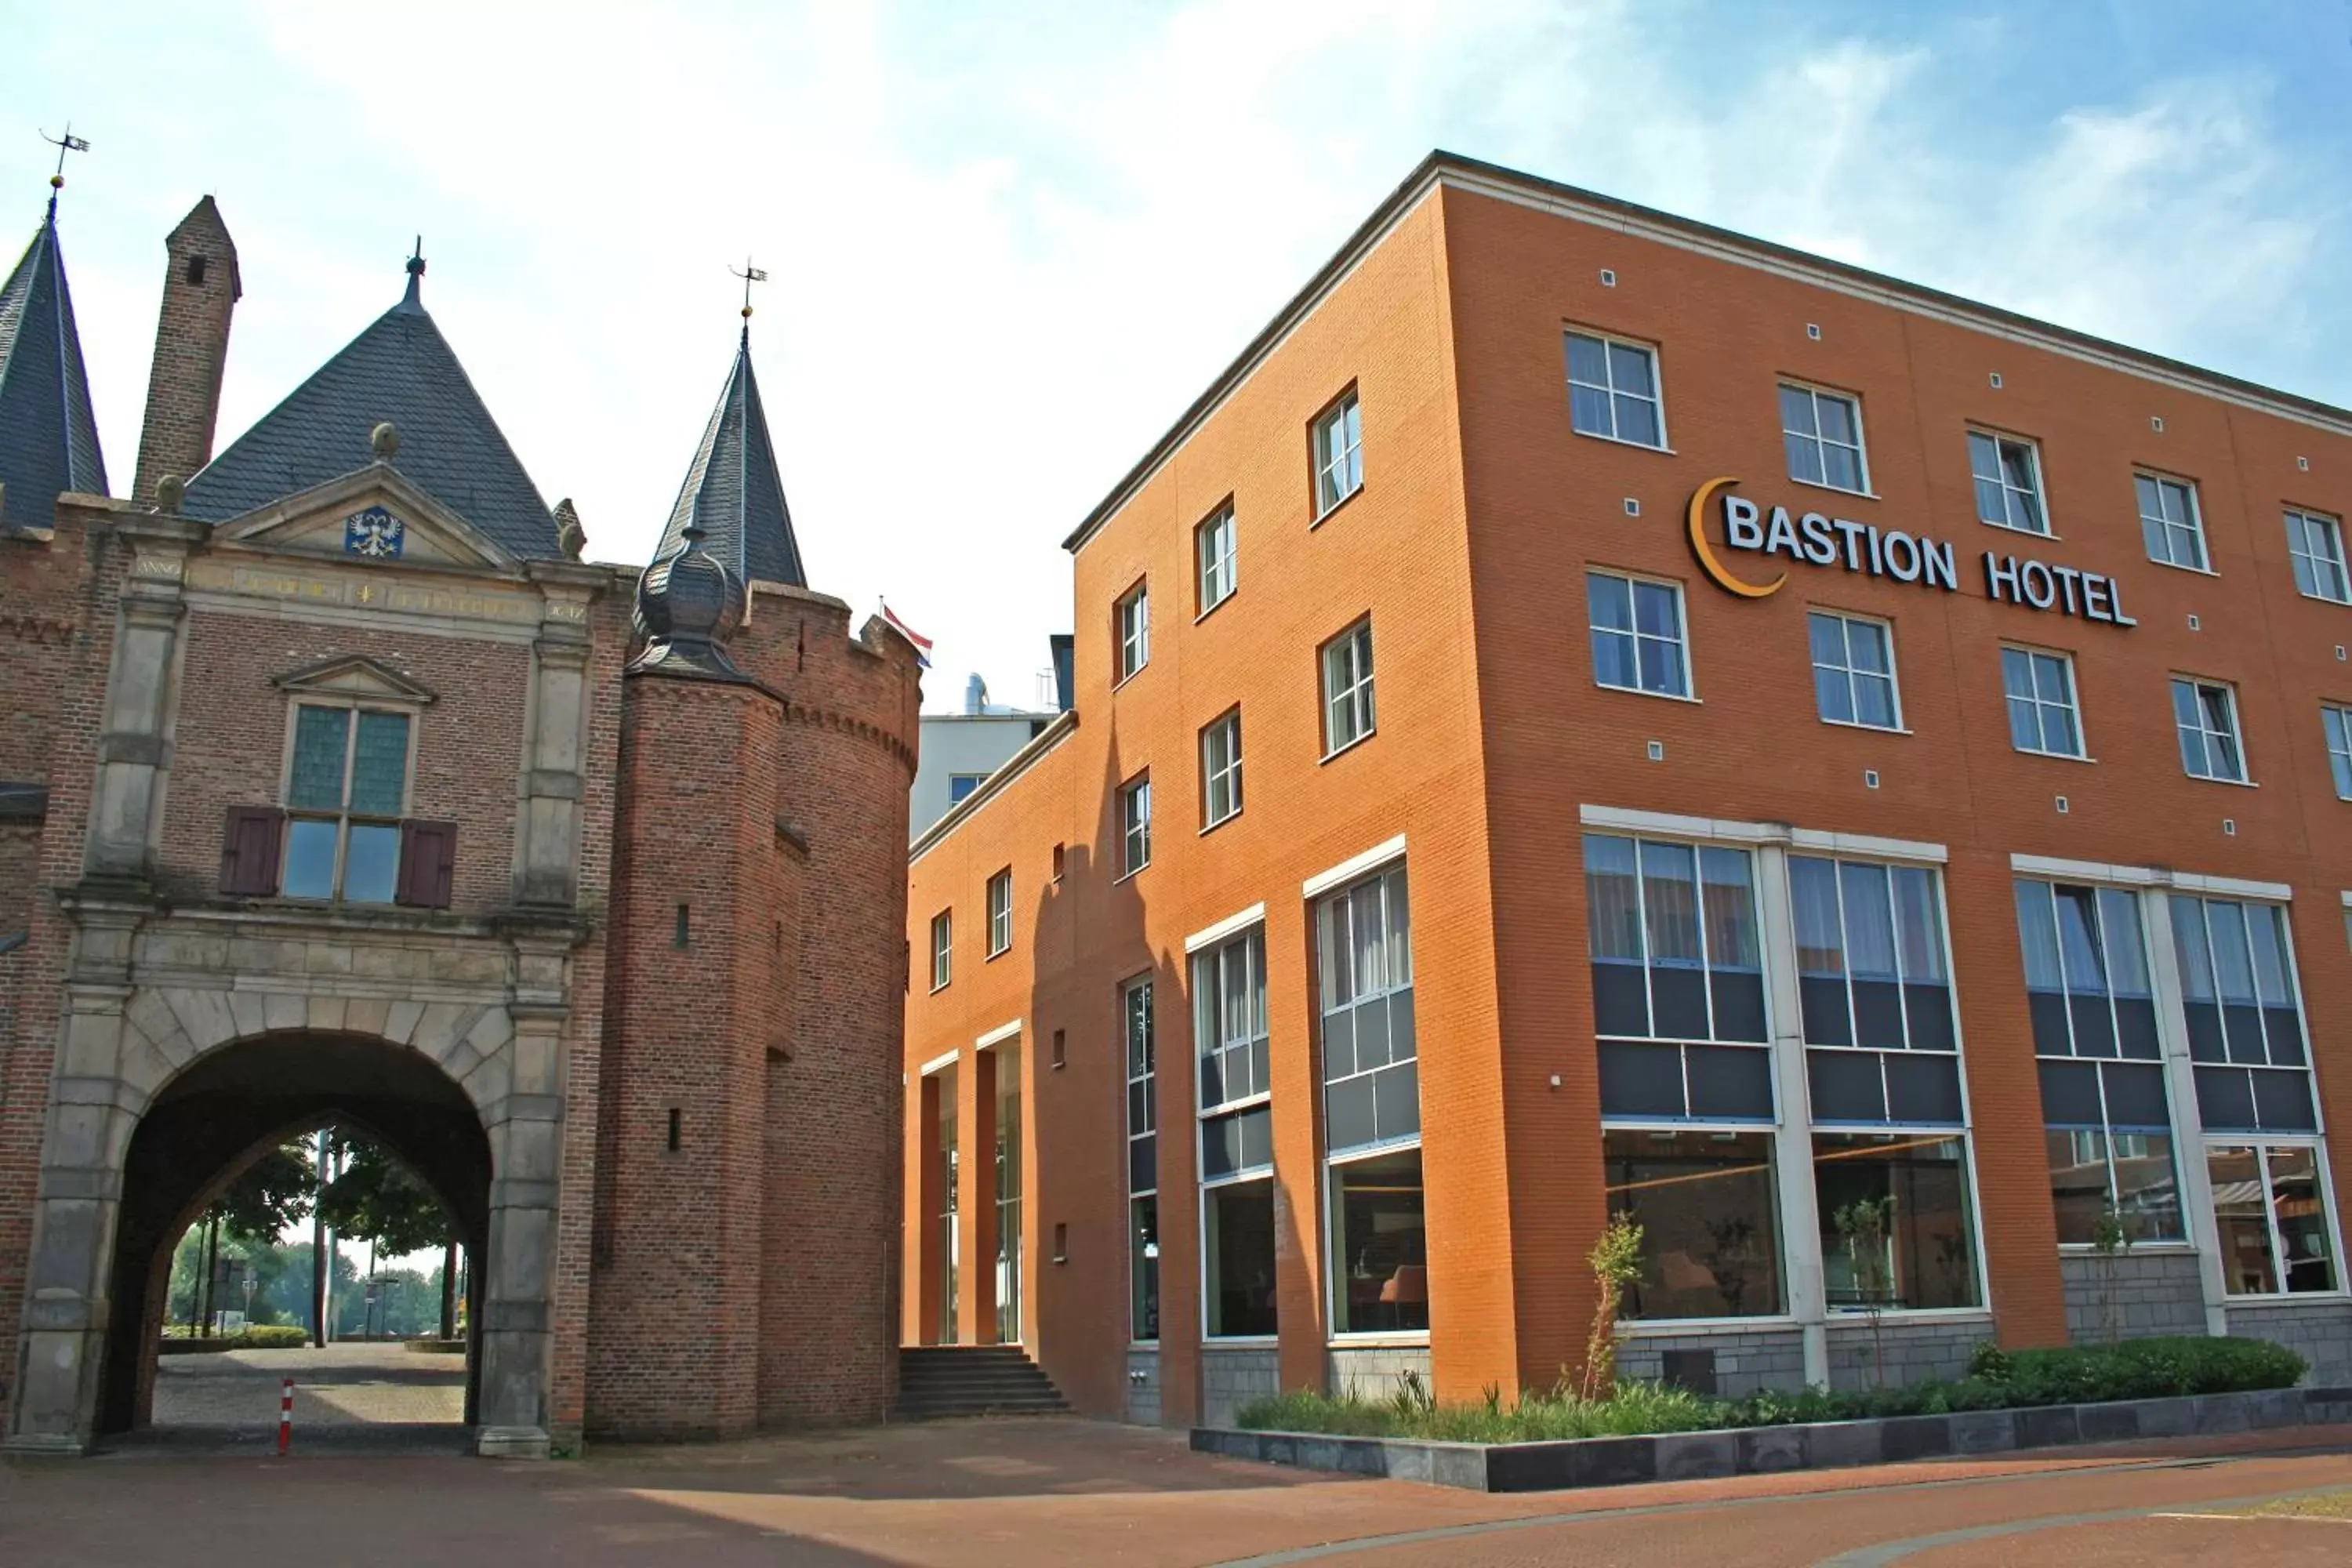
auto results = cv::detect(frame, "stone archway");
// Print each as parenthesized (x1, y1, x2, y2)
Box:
(98, 1031, 492, 1436)
(7, 966, 569, 1458)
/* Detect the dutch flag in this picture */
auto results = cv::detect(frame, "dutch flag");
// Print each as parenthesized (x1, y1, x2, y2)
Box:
(880, 601, 933, 668)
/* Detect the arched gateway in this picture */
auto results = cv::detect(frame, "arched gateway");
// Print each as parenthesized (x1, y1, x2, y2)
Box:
(2, 194, 919, 1454)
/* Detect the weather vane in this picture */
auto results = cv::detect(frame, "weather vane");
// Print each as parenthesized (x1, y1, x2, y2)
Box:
(39, 124, 90, 191)
(729, 256, 768, 321)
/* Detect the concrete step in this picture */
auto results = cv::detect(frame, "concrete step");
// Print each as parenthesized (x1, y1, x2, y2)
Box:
(895, 1344, 1069, 1420)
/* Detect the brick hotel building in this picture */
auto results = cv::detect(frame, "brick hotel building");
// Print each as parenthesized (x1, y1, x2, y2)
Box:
(902, 151, 2352, 1427)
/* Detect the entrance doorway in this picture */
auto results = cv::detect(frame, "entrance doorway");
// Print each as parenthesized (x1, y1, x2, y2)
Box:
(99, 1032, 489, 1450)
(937, 1063, 960, 1345)
(993, 1042, 1022, 1345)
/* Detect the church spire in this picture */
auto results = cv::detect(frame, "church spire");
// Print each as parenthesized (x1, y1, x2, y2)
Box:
(652, 274, 805, 587)
(0, 142, 107, 530)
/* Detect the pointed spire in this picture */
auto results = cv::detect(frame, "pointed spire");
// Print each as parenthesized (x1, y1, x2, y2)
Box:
(0, 180, 107, 529)
(398, 237, 426, 314)
(653, 310, 806, 588)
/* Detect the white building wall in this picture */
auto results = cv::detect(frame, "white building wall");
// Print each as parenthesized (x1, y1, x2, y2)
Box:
(911, 714, 1051, 837)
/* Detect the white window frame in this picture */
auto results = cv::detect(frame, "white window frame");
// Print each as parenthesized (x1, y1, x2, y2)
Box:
(278, 698, 419, 905)
(1118, 772, 1152, 878)
(947, 772, 989, 806)
(1563, 328, 1667, 450)
(929, 910, 952, 991)
(1320, 619, 1376, 757)
(1587, 568, 1693, 701)
(1779, 381, 1871, 496)
(1195, 925, 1276, 1342)
(2171, 675, 2249, 784)
(2206, 1138, 2343, 1299)
(1312, 389, 1363, 518)
(2286, 509, 2350, 605)
(1807, 609, 1904, 732)
(985, 868, 1012, 957)
(2136, 471, 2209, 573)
(1999, 644, 2087, 760)
(1196, 503, 1237, 616)
(1115, 580, 1150, 684)
(1200, 709, 1243, 829)
(2325, 704, 2352, 802)
(1965, 428, 2049, 536)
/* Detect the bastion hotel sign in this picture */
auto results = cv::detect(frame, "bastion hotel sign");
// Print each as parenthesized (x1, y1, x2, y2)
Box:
(1684, 476, 2136, 627)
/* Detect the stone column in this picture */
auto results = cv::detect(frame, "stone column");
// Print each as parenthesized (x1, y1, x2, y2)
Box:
(473, 928, 572, 1457)
(516, 572, 599, 908)
(1755, 840, 1832, 1386)
(2143, 889, 2229, 1337)
(84, 524, 201, 885)
(5, 905, 145, 1452)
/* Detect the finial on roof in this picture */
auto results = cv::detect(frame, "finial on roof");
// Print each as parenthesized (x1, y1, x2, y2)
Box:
(371, 421, 400, 460)
(38, 125, 89, 212)
(630, 514, 748, 681)
(400, 235, 426, 310)
(554, 497, 586, 561)
(729, 256, 767, 325)
(154, 474, 186, 512)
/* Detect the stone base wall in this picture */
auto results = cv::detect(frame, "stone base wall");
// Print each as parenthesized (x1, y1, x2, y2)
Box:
(2060, 1250, 2208, 1345)
(1617, 1327, 1807, 1396)
(2225, 1299, 2352, 1385)
(1200, 1345, 1279, 1428)
(1327, 1343, 1432, 1401)
(1126, 1348, 1161, 1427)
(1825, 1314, 1988, 1391)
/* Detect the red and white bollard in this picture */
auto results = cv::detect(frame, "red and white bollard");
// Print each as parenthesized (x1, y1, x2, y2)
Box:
(278, 1377, 293, 1456)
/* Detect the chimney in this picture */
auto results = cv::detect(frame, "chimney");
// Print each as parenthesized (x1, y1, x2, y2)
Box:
(964, 673, 988, 715)
(132, 196, 239, 504)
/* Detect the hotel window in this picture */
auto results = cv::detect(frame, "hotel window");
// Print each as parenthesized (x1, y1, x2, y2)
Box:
(1967, 430, 2048, 535)
(2207, 1144, 2339, 1295)
(1195, 925, 1275, 1338)
(1118, 773, 1152, 876)
(2286, 509, 2350, 604)
(1321, 619, 1376, 754)
(1124, 976, 1160, 1341)
(2136, 473, 2207, 572)
(2001, 647, 2084, 758)
(1196, 503, 1237, 614)
(281, 704, 413, 903)
(1588, 570, 1690, 699)
(2170, 895, 2321, 1142)
(948, 772, 988, 805)
(2171, 677, 2246, 782)
(929, 910, 952, 990)
(1116, 579, 1149, 682)
(1808, 611, 1901, 731)
(986, 869, 1012, 957)
(2014, 879, 2183, 1244)
(2325, 706, 2352, 800)
(1564, 331, 1664, 448)
(1318, 864, 1425, 1334)
(1313, 389, 1363, 517)
(1780, 383, 1868, 494)
(1795, 855, 1980, 1313)
(1200, 710, 1243, 828)
(1586, 833, 1782, 1319)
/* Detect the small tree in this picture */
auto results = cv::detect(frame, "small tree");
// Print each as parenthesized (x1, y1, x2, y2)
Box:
(1578, 1213, 1644, 1402)
(1833, 1195, 1896, 1389)
(2091, 1203, 2132, 1344)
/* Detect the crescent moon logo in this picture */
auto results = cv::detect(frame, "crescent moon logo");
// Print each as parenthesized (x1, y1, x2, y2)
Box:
(1686, 476, 1784, 599)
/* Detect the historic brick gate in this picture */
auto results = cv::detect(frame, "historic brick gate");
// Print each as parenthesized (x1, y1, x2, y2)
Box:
(7, 898, 581, 1456)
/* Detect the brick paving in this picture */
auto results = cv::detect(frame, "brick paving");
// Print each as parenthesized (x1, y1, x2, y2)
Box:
(2, 1415, 2347, 1566)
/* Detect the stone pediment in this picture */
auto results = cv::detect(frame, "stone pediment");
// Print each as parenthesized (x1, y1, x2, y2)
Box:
(268, 653, 438, 705)
(211, 463, 519, 572)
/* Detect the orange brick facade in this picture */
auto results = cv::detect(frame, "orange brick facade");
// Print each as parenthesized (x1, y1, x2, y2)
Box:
(902, 155, 2352, 1426)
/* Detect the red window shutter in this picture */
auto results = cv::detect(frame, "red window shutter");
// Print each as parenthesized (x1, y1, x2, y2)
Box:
(219, 806, 285, 896)
(397, 820, 457, 909)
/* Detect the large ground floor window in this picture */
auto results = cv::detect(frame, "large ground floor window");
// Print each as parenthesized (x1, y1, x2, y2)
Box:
(2209, 1142, 2339, 1295)
(1130, 1195, 1160, 1341)
(1328, 1146, 1428, 1334)
(1813, 1133, 1982, 1311)
(1603, 1127, 1783, 1319)
(2045, 1127, 2183, 1246)
(1203, 1176, 1277, 1338)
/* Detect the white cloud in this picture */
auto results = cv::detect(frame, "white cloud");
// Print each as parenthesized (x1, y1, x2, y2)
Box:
(4, 2, 2336, 712)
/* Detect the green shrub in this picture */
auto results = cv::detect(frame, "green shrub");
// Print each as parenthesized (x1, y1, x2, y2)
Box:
(1236, 1336, 2307, 1440)
(156, 1324, 311, 1354)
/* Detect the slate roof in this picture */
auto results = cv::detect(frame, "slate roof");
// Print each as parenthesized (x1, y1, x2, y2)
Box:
(652, 326, 805, 586)
(0, 196, 107, 531)
(183, 263, 560, 558)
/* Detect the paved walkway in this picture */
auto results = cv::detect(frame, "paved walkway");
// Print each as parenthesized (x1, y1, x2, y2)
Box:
(3, 1414, 2347, 1566)
(153, 1341, 465, 1428)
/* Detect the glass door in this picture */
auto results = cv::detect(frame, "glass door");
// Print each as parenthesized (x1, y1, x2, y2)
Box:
(993, 1044, 1023, 1344)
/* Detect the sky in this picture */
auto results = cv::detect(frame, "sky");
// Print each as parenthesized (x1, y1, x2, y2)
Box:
(5, 1, 2350, 713)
